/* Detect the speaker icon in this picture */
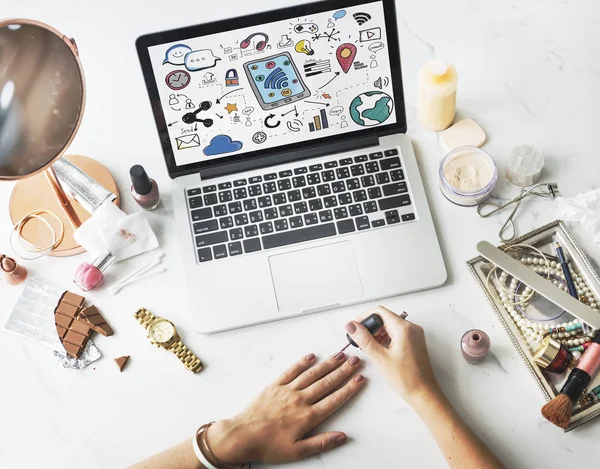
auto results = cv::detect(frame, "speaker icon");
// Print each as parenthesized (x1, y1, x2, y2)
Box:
(374, 76, 390, 89)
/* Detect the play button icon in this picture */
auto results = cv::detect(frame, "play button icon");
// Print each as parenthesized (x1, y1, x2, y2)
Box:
(359, 27, 382, 42)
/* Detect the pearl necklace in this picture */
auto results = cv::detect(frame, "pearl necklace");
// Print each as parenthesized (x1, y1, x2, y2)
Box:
(492, 252, 598, 350)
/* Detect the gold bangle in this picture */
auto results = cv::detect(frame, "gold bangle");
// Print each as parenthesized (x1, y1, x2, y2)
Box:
(9, 210, 65, 259)
(198, 422, 245, 469)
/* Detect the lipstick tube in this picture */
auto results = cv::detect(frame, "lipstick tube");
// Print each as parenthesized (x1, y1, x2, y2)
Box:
(558, 333, 600, 403)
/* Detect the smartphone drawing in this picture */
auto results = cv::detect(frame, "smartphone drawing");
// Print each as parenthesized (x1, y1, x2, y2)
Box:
(244, 52, 310, 110)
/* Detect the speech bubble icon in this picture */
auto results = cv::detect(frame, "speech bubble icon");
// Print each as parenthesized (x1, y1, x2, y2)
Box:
(184, 49, 221, 72)
(163, 44, 192, 65)
(368, 42, 385, 53)
(329, 106, 344, 117)
(242, 106, 255, 116)
(333, 10, 346, 20)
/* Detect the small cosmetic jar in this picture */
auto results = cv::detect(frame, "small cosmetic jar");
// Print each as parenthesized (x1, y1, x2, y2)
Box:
(439, 146, 498, 206)
(534, 338, 573, 374)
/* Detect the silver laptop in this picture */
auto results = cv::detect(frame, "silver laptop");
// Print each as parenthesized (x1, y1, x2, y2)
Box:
(137, 0, 447, 332)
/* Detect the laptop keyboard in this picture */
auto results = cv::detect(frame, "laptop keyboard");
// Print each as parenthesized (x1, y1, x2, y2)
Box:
(187, 148, 416, 263)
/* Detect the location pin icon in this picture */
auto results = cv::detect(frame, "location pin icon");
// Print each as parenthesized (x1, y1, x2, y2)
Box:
(336, 43, 357, 74)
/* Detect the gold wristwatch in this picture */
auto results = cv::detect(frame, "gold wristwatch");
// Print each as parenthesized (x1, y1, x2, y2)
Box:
(134, 308, 203, 373)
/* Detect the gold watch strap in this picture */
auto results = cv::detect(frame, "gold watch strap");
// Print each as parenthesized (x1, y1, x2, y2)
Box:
(134, 308, 203, 374)
(171, 339, 204, 374)
(135, 308, 157, 329)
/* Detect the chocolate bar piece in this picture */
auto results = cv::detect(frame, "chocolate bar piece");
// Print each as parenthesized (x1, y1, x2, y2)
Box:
(114, 355, 129, 372)
(54, 292, 115, 359)
(79, 306, 114, 337)
(54, 291, 89, 358)
(56, 301, 80, 318)
(61, 291, 85, 308)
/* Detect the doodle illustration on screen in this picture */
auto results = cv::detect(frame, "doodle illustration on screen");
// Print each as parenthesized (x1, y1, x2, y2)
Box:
(163, 44, 192, 65)
(165, 70, 191, 90)
(244, 52, 310, 110)
(294, 40, 315, 56)
(147, 0, 398, 167)
(240, 33, 270, 52)
(359, 27, 382, 42)
(350, 91, 394, 126)
(176, 134, 201, 150)
(336, 43, 357, 73)
(184, 49, 221, 72)
(203, 135, 243, 156)
(353, 12, 372, 25)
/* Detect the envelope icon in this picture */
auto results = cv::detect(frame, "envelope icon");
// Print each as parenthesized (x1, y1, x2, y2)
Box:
(176, 134, 201, 150)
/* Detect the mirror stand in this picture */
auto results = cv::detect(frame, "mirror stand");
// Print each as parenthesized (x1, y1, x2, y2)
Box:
(1, 20, 120, 257)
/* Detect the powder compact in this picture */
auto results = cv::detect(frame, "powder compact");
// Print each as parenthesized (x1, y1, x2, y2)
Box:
(439, 146, 498, 206)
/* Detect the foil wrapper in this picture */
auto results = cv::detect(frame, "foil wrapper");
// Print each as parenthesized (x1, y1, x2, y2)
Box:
(54, 340, 102, 369)
(52, 157, 116, 214)
(4, 278, 101, 369)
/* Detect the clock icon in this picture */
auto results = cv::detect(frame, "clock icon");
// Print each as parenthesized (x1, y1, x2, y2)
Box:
(165, 70, 191, 90)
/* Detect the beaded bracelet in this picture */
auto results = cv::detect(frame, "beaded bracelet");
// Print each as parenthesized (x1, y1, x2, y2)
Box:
(486, 244, 550, 306)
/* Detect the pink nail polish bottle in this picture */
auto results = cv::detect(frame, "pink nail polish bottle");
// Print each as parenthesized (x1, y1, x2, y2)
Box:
(0, 255, 27, 286)
(73, 251, 115, 292)
(461, 330, 490, 364)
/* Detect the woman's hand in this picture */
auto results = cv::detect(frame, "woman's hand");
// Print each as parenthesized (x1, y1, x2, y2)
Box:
(206, 352, 365, 465)
(345, 306, 439, 405)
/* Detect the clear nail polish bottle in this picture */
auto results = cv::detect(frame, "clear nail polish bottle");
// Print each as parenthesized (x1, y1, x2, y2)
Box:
(130, 165, 160, 211)
(461, 330, 491, 364)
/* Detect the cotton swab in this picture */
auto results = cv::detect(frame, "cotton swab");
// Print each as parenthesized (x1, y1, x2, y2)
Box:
(109, 267, 167, 295)
(112, 253, 164, 287)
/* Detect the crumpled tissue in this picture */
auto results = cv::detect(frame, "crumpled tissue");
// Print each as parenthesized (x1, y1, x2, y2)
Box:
(74, 200, 158, 262)
(555, 189, 600, 243)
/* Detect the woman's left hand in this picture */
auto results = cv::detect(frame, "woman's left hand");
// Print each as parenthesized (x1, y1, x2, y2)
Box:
(206, 352, 365, 465)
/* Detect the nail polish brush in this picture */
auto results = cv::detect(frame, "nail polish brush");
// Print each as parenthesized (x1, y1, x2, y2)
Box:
(337, 314, 384, 355)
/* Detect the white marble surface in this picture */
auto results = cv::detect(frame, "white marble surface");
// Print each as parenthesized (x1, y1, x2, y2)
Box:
(1, 0, 600, 467)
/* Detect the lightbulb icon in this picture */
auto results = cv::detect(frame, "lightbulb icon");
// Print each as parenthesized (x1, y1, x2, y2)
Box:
(295, 40, 314, 56)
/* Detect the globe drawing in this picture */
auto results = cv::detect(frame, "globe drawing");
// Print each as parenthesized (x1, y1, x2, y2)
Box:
(349, 91, 394, 127)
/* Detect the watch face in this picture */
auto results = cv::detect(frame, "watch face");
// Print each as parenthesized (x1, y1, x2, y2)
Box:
(149, 320, 176, 343)
(166, 70, 191, 90)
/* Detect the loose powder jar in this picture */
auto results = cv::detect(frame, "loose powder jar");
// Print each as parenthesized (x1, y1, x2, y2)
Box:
(439, 146, 498, 206)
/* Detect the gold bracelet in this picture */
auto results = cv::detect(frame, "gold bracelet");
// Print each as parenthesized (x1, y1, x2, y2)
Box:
(9, 210, 65, 259)
(198, 422, 245, 469)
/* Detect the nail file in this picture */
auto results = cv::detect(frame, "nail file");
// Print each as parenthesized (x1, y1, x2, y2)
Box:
(476, 241, 600, 329)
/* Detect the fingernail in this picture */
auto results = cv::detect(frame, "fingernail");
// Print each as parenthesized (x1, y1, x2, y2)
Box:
(354, 374, 364, 383)
(305, 353, 316, 361)
(335, 434, 348, 446)
(334, 352, 346, 360)
(345, 322, 357, 334)
(349, 356, 360, 366)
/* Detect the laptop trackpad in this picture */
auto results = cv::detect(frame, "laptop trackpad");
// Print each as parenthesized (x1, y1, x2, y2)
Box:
(269, 241, 363, 312)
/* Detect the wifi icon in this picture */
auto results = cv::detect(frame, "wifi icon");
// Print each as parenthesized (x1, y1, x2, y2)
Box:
(353, 12, 371, 25)
(264, 68, 289, 89)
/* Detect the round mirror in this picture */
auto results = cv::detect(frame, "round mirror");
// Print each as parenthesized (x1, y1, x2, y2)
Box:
(0, 20, 85, 180)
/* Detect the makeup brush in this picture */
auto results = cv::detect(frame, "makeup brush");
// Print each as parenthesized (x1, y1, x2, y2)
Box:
(541, 332, 600, 429)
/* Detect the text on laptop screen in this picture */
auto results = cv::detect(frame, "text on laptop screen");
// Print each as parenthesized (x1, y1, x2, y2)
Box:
(148, 1, 396, 166)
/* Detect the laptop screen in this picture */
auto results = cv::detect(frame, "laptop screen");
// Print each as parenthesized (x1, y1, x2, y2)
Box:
(139, 0, 404, 174)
